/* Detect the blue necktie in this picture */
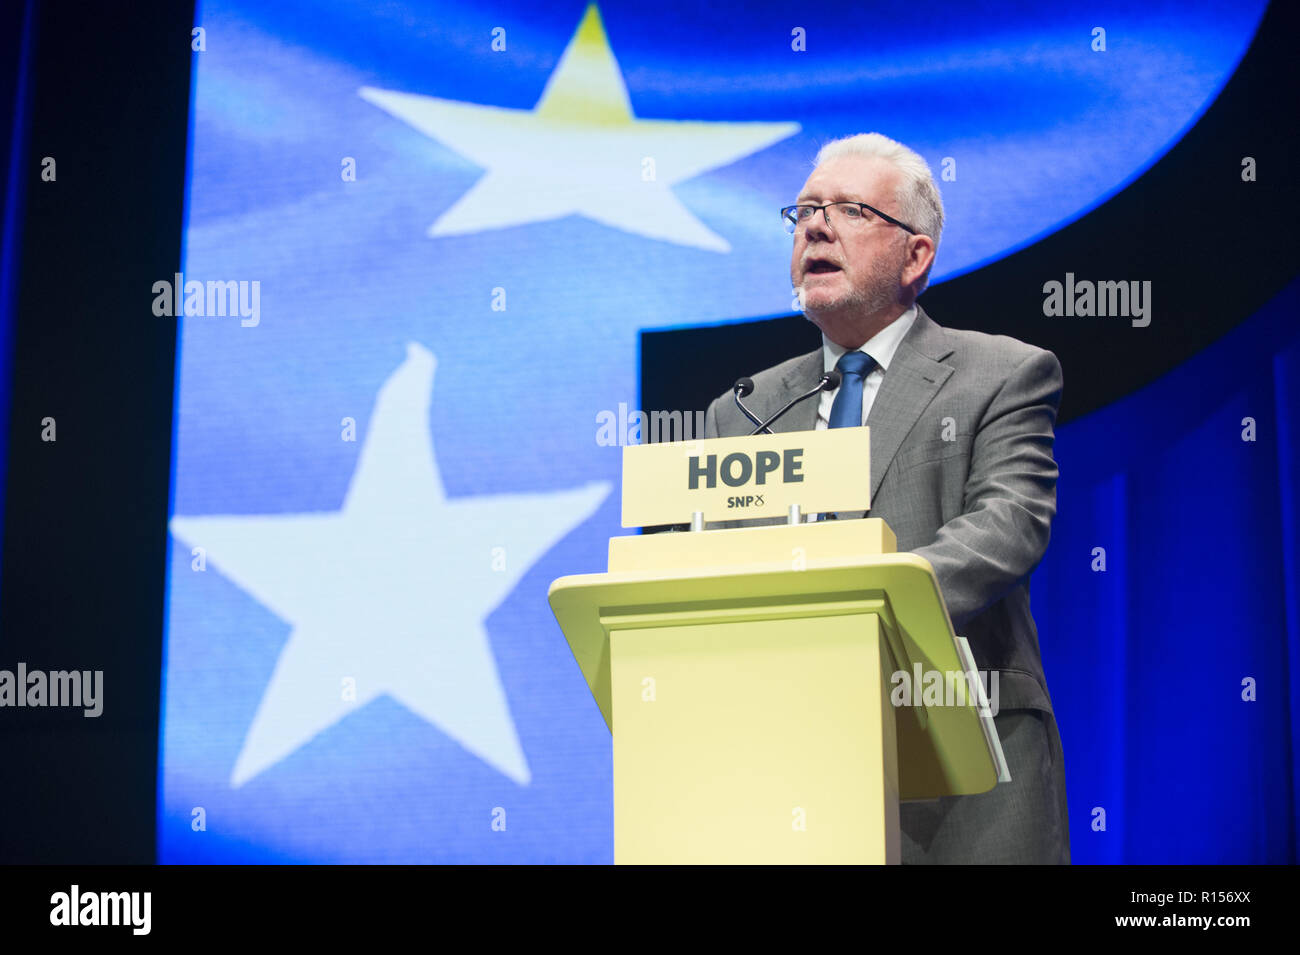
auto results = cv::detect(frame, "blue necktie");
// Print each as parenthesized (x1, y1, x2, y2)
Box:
(828, 351, 877, 429)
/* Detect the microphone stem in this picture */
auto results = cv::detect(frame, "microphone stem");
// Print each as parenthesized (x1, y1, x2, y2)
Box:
(749, 375, 833, 435)
(734, 390, 772, 434)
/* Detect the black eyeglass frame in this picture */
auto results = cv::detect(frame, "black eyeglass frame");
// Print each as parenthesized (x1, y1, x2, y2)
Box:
(781, 201, 918, 236)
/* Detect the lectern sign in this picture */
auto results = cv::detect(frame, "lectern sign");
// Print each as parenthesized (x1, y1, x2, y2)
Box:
(621, 428, 871, 527)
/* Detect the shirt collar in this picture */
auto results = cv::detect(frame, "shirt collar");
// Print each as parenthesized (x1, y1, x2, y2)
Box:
(821, 304, 918, 375)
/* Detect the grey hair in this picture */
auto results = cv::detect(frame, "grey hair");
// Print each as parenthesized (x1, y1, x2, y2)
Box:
(813, 133, 944, 294)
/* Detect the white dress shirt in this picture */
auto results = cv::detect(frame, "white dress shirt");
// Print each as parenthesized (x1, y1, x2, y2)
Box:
(814, 304, 918, 430)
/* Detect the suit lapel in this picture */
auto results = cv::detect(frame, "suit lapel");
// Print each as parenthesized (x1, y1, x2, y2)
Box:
(771, 350, 823, 434)
(766, 308, 956, 500)
(864, 305, 955, 499)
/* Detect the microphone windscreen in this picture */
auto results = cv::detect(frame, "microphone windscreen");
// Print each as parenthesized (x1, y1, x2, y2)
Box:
(824, 370, 842, 390)
(734, 377, 755, 398)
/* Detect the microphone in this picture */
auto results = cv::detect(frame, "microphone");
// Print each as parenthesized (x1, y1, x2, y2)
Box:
(748, 370, 841, 435)
(732, 377, 771, 434)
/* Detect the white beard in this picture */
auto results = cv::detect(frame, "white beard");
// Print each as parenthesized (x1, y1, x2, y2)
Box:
(798, 245, 906, 318)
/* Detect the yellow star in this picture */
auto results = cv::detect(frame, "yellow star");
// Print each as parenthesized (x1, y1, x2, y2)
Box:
(360, 4, 799, 251)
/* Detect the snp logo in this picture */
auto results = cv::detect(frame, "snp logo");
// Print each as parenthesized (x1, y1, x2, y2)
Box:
(50, 885, 151, 936)
(727, 494, 765, 509)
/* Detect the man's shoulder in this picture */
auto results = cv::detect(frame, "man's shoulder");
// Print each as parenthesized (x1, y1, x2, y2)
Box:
(705, 347, 821, 437)
(922, 308, 1061, 380)
(708, 348, 821, 407)
(748, 348, 822, 392)
(925, 309, 1049, 360)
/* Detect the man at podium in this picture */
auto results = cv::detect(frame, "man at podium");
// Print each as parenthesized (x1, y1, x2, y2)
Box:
(703, 133, 1069, 864)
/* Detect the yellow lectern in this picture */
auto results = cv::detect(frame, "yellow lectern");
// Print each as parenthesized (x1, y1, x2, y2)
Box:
(548, 428, 1004, 864)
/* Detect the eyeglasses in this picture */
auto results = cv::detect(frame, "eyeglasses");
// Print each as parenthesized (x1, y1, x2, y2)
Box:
(781, 201, 917, 236)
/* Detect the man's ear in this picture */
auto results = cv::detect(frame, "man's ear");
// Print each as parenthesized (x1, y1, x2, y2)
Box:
(903, 235, 935, 288)
(899, 236, 935, 302)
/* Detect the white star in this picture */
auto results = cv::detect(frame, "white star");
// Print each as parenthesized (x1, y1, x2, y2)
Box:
(170, 343, 610, 788)
(358, 3, 799, 251)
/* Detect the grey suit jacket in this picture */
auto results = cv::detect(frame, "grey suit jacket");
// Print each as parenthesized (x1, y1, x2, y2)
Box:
(702, 305, 1070, 861)
(703, 304, 1062, 719)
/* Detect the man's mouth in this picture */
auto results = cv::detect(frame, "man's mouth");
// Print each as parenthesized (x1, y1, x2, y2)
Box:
(804, 259, 842, 275)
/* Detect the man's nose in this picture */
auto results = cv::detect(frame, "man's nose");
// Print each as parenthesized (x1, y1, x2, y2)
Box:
(804, 209, 836, 242)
